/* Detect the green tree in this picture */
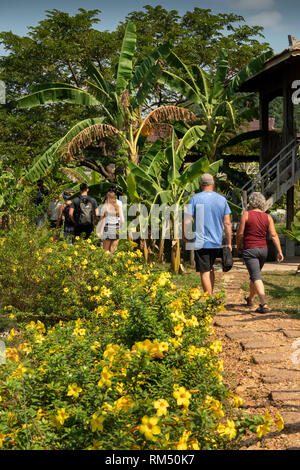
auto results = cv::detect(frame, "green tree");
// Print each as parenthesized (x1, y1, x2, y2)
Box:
(16, 23, 197, 182)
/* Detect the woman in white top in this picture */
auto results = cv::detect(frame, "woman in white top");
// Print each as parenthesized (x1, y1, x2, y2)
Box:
(96, 191, 124, 253)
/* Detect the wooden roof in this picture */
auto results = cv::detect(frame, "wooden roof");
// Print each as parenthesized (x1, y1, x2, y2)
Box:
(239, 36, 300, 92)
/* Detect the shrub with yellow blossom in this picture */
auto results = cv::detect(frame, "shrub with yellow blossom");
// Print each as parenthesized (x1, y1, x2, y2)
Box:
(0, 227, 284, 450)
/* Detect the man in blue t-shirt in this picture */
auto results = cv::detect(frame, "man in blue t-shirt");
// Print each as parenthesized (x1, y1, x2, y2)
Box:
(183, 174, 232, 295)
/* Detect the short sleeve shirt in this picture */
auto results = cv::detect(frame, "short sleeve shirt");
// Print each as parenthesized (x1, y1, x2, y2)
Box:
(70, 195, 98, 224)
(185, 191, 231, 249)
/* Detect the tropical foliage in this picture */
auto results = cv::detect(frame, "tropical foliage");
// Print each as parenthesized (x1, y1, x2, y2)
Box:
(0, 228, 284, 450)
(157, 48, 273, 162)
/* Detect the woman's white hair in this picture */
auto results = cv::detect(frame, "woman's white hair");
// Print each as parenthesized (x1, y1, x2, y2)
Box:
(248, 192, 266, 211)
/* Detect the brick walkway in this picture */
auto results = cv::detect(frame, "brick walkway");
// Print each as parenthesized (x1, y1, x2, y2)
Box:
(214, 264, 300, 450)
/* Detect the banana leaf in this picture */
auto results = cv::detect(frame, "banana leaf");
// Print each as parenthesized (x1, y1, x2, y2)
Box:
(17, 85, 100, 108)
(116, 22, 137, 96)
(212, 49, 228, 101)
(130, 42, 173, 90)
(22, 117, 105, 182)
(224, 50, 273, 99)
(177, 157, 210, 186)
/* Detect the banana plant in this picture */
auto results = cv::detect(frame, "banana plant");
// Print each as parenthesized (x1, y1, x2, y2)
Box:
(157, 48, 273, 162)
(124, 130, 222, 272)
(282, 210, 300, 243)
(16, 22, 196, 183)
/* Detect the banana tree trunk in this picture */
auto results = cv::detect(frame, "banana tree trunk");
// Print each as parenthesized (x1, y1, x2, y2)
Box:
(171, 238, 180, 274)
(158, 238, 165, 264)
(140, 239, 149, 263)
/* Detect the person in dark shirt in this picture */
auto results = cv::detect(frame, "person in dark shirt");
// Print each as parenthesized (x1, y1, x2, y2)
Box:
(69, 183, 98, 240)
(56, 190, 75, 243)
(34, 180, 49, 228)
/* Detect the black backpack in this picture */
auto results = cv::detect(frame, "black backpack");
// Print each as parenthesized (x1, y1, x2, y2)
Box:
(78, 196, 93, 225)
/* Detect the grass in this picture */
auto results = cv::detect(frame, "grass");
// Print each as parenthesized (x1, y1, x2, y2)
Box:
(241, 272, 300, 317)
(151, 260, 225, 291)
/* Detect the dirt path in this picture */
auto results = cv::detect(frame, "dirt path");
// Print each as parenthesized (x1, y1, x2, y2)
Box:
(213, 264, 300, 450)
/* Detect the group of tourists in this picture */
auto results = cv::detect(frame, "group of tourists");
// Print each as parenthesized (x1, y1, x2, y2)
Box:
(34, 173, 284, 312)
(35, 181, 124, 253)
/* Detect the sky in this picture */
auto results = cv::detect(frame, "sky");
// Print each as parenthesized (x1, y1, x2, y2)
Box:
(0, 0, 300, 56)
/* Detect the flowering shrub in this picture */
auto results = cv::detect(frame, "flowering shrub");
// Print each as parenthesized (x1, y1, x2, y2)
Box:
(0, 226, 283, 449)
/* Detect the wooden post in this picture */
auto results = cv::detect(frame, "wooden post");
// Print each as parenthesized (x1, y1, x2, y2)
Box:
(242, 191, 248, 211)
(259, 91, 269, 168)
(283, 75, 295, 232)
(286, 186, 295, 230)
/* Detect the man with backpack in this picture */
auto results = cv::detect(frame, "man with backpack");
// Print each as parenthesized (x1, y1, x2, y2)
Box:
(69, 183, 98, 240)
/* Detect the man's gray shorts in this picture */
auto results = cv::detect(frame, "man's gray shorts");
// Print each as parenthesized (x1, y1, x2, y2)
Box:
(242, 247, 268, 282)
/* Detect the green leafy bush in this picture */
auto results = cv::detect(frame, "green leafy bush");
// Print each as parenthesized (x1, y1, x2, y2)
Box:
(0, 227, 284, 449)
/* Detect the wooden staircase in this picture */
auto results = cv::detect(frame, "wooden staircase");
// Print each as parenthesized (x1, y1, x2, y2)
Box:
(239, 139, 300, 210)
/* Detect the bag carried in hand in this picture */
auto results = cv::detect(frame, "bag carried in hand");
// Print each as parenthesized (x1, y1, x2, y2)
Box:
(78, 197, 93, 225)
(222, 246, 233, 272)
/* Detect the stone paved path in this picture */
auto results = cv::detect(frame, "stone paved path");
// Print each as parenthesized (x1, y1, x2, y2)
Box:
(213, 265, 300, 450)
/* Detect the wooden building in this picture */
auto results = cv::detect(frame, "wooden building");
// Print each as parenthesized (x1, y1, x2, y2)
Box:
(239, 36, 300, 230)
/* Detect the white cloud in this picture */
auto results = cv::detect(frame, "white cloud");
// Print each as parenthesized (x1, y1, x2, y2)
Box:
(229, 0, 275, 9)
(247, 10, 283, 31)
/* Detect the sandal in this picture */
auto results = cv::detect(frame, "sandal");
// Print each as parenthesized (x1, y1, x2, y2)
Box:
(255, 304, 270, 314)
(244, 296, 254, 307)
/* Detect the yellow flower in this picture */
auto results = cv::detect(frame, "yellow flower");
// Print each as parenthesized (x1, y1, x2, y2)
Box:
(231, 394, 244, 408)
(54, 408, 70, 427)
(63, 287, 69, 293)
(91, 341, 101, 352)
(187, 345, 207, 358)
(274, 413, 284, 432)
(18, 343, 32, 355)
(72, 328, 86, 338)
(174, 323, 184, 337)
(156, 272, 171, 287)
(101, 403, 113, 415)
(103, 344, 119, 360)
(6, 348, 19, 362)
(189, 438, 200, 450)
(91, 413, 105, 432)
(153, 398, 169, 416)
(256, 422, 271, 438)
(177, 430, 191, 450)
(98, 367, 113, 388)
(36, 409, 47, 421)
(173, 386, 191, 408)
(209, 340, 222, 354)
(170, 337, 182, 349)
(11, 364, 28, 378)
(217, 420, 237, 440)
(139, 416, 161, 441)
(100, 286, 112, 298)
(204, 395, 224, 418)
(114, 396, 133, 412)
(190, 288, 202, 300)
(0, 432, 6, 448)
(67, 383, 83, 399)
(7, 328, 17, 341)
